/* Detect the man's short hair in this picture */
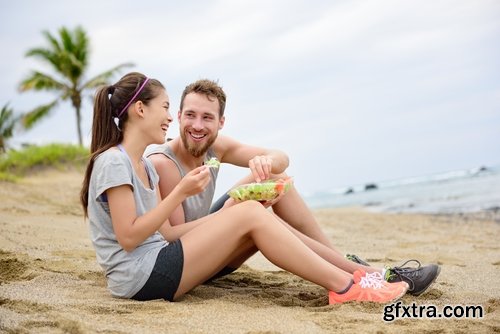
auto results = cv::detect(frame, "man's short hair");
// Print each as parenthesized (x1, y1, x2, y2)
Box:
(180, 79, 226, 117)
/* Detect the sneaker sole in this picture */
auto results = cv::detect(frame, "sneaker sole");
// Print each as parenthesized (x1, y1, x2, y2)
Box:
(364, 285, 408, 304)
(329, 284, 408, 305)
(390, 285, 408, 303)
(410, 265, 441, 296)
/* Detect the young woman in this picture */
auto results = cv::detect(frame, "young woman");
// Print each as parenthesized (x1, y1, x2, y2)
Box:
(80, 72, 408, 304)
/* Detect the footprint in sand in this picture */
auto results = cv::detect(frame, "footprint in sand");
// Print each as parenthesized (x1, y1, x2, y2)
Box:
(0, 250, 37, 283)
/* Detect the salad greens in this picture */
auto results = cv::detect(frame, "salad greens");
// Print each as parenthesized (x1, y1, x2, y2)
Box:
(228, 178, 293, 202)
(204, 157, 220, 169)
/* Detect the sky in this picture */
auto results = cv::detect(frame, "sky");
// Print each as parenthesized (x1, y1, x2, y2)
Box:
(1, 0, 499, 199)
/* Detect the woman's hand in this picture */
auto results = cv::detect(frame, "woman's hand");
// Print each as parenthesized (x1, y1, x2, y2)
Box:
(176, 166, 211, 197)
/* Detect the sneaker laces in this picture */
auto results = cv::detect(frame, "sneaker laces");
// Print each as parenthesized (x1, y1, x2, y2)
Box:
(358, 271, 385, 289)
(387, 259, 422, 290)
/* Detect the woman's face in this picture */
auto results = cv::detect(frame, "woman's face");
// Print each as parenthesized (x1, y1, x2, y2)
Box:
(142, 89, 172, 145)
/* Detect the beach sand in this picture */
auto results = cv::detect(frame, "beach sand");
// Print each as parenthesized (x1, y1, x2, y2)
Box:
(0, 170, 499, 333)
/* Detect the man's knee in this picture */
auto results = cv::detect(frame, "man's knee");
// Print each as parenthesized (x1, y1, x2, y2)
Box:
(269, 171, 288, 179)
(209, 193, 230, 213)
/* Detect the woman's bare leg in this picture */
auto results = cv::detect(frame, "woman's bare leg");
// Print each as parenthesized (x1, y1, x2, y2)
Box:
(174, 201, 352, 300)
(215, 238, 257, 270)
(227, 173, 334, 249)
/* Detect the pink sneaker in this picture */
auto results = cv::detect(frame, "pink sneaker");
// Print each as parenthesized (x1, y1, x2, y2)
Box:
(329, 270, 408, 304)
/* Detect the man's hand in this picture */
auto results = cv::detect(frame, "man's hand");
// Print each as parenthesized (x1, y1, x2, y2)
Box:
(220, 197, 237, 210)
(260, 181, 288, 208)
(248, 155, 273, 182)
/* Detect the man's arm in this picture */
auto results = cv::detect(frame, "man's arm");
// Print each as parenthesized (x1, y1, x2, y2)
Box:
(216, 135, 289, 182)
(149, 153, 187, 225)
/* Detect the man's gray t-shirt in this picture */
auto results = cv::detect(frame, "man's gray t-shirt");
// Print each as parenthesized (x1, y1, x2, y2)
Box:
(145, 143, 219, 222)
(87, 148, 167, 298)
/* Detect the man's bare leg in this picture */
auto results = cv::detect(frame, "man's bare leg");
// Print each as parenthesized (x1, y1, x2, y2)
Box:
(271, 185, 334, 249)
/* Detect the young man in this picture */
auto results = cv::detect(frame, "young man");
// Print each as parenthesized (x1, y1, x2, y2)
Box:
(145, 79, 440, 296)
(145, 79, 333, 244)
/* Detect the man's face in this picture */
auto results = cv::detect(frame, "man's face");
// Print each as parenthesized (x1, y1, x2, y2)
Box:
(178, 92, 224, 157)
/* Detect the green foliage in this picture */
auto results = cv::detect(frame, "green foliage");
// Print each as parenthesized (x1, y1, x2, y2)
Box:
(21, 101, 57, 130)
(19, 26, 134, 145)
(0, 143, 89, 177)
(0, 172, 18, 182)
(0, 104, 22, 153)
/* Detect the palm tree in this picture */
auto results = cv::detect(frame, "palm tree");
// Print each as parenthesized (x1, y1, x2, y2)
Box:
(19, 26, 133, 146)
(0, 103, 21, 153)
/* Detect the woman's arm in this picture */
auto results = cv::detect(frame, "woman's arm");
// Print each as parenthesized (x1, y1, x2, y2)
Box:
(108, 166, 210, 252)
(157, 214, 212, 242)
(149, 153, 187, 225)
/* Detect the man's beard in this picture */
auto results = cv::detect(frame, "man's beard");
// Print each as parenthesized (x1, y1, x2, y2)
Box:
(180, 131, 217, 158)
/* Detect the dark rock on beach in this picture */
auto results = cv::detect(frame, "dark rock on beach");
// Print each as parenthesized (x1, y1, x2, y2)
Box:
(344, 188, 354, 195)
(364, 183, 378, 191)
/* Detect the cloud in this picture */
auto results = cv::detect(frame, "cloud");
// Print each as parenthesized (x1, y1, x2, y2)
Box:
(1, 0, 499, 195)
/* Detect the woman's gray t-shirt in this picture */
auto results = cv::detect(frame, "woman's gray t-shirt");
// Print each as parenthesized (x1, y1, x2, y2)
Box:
(87, 148, 167, 298)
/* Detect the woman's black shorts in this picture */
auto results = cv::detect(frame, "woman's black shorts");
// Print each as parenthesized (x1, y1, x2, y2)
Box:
(132, 239, 184, 302)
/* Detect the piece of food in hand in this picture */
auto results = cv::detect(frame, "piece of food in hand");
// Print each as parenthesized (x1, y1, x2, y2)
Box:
(228, 177, 293, 202)
(204, 157, 220, 169)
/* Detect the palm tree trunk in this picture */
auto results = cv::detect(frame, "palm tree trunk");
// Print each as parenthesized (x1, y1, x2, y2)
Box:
(76, 106, 83, 146)
(72, 93, 83, 146)
(0, 137, 5, 153)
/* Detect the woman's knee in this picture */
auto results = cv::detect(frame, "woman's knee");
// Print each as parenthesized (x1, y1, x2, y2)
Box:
(234, 201, 271, 223)
(242, 200, 263, 209)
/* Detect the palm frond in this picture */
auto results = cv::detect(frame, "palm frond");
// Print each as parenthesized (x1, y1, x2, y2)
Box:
(0, 104, 19, 137)
(19, 71, 66, 92)
(26, 27, 89, 82)
(25, 47, 63, 73)
(70, 26, 89, 66)
(41, 30, 62, 54)
(28, 30, 67, 74)
(83, 62, 135, 89)
(22, 100, 59, 130)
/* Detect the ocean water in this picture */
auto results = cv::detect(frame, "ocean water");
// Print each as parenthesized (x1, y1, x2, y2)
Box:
(304, 165, 500, 215)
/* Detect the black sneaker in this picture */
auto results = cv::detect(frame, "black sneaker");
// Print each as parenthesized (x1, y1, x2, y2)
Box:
(385, 260, 441, 296)
(345, 254, 371, 266)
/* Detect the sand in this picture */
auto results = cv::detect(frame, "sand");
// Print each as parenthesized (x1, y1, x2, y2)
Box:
(0, 169, 499, 333)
